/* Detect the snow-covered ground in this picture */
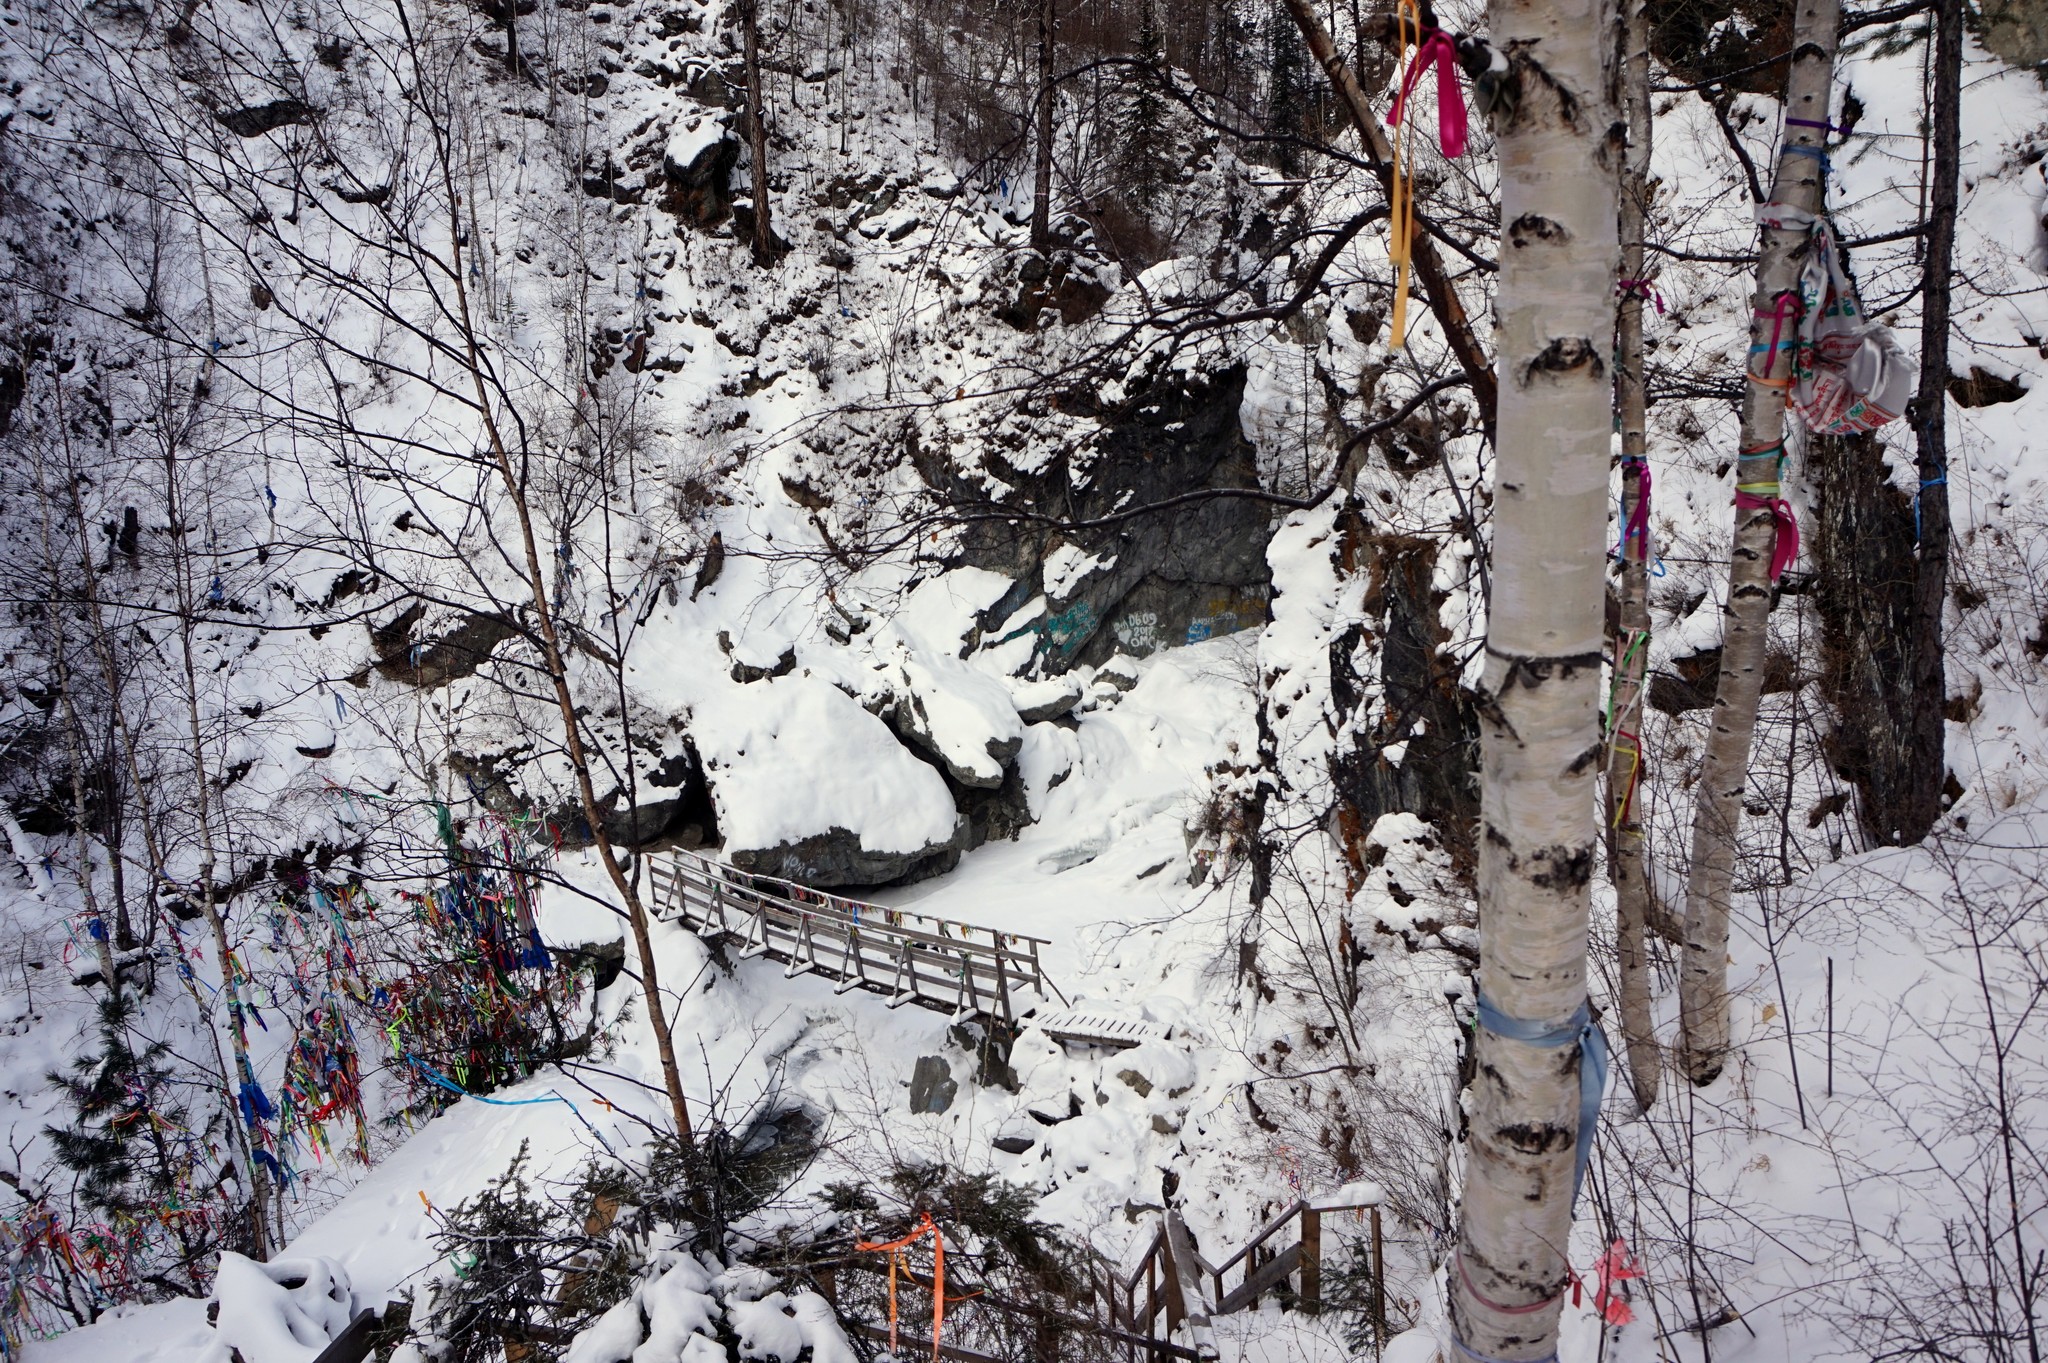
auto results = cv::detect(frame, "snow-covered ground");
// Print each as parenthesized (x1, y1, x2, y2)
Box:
(1, 0, 2044, 1357)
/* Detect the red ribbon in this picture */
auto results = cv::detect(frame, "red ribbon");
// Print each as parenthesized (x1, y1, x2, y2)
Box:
(1734, 490, 1800, 582)
(1387, 29, 1468, 158)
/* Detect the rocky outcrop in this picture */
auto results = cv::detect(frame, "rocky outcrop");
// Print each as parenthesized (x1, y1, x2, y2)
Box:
(727, 821, 966, 887)
(962, 364, 1271, 671)
(1327, 519, 1480, 878)
(369, 604, 522, 688)
(660, 109, 740, 230)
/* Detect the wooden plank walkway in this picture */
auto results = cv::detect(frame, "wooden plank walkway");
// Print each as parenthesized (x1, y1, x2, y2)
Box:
(649, 850, 1060, 1025)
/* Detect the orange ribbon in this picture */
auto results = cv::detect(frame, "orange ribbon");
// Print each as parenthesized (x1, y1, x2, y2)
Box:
(856, 1212, 944, 1360)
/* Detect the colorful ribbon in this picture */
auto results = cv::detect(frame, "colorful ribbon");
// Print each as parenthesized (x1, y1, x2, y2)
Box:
(856, 1213, 946, 1361)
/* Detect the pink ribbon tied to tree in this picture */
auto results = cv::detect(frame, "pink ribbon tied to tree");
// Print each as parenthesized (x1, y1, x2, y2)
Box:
(1734, 487, 1800, 582)
(1387, 26, 1469, 159)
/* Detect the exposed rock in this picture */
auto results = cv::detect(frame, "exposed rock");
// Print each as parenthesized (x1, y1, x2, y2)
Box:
(727, 821, 966, 888)
(1652, 641, 1804, 717)
(1026, 1092, 1083, 1125)
(1094, 655, 1142, 692)
(889, 688, 1021, 789)
(908, 1055, 957, 1114)
(1949, 364, 2029, 408)
(949, 762, 1033, 849)
(719, 631, 796, 683)
(1011, 676, 1083, 724)
(660, 110, 740, 229)
(216, 99, 314, 137)
(999, 251, 1112, 329)
(1979, 0, 2048, 70)
(1328, 523, 1481, 876)
(369, 606, 522, 688)
(992, 1134, 1036, 1155)
(961, 364, 1271, 670)
(449, 739, 717, 851)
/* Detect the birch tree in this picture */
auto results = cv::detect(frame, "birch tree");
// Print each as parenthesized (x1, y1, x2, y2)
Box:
(1449, 0, 1618, 1355)
(1607, 0, 1658, 1110)
(1679, 0, 1841, 1087)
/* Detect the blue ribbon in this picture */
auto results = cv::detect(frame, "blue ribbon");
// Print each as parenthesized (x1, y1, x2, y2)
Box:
(1916, 474, 1946, 542)
(403, 1054, 619, 1155)
(1451, 1338, 1557, 1363)
(238, 1081, 277, 1125)
(1473, 992, 1609, 1209)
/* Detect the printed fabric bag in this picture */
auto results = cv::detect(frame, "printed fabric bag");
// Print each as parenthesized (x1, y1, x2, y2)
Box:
(1759, 203, 1915, 435)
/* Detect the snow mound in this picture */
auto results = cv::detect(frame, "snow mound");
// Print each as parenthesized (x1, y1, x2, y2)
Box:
(201, 1254, 357, 1363)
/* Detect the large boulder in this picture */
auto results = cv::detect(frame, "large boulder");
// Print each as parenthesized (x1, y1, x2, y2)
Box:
(694, 676, 967, 887)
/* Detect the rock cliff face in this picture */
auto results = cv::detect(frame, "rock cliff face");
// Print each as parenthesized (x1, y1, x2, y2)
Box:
(962, 364, 1272, 672)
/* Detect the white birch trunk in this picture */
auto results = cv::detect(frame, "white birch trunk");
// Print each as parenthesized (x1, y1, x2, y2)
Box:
(1450, 0, 1619, 1354)
(1679, 0, 1841, 1087)
(1608, 0, 1659, 1111)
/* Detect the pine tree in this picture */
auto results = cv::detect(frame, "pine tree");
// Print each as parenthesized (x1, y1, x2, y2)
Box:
(1265, 0, 1310, 176)
(46, 989, 225, 1285)
(1119, 0, 1176, 206)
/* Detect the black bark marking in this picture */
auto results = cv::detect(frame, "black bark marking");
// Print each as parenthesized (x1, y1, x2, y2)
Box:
(1460, 1242, 1566, 1305)
(1565, 740, 1605, 776)
(1522, 337, 1604, 384)
(1496, 1121, 1575, 1155)
(1507, 213, 1571, 248)
(1526, 843, 1594, 891)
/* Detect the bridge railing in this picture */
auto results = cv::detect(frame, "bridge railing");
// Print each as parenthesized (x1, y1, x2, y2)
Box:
(648, 849, 1055, 1025)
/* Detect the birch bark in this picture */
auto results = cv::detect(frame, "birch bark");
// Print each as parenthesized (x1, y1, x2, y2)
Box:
(1679, 0, 1841, 1087)
(1608, 0, 1659, 1111)
(1448, 0, 1618, 1353)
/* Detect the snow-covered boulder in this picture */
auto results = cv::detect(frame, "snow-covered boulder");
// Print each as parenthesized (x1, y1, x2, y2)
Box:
(694, 676, 966, 885)
(891, 654, 1025, 788)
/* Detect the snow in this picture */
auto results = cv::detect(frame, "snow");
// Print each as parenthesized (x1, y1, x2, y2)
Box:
(666, 113, 735, 174)
(1, 0, 2044, 1358)
(690, 676, 959, 856)
(198, 1255, 357, 1363)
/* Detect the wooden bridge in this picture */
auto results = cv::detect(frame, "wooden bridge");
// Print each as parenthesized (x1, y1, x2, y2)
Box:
(649, 849, 1061, 1026)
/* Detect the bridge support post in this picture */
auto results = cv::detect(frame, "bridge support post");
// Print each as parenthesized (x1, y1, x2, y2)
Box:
(1298, 1207, 1321, 1315)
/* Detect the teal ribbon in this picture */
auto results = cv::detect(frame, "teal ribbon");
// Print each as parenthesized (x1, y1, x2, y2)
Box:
(1473, 992, 1609, 1209)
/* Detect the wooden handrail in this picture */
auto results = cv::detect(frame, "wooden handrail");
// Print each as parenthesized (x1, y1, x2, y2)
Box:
(666, 850, 1052, 947)
(649, 851, 1061, 1024)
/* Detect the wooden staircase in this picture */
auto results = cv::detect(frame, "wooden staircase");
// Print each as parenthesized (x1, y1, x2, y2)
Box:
(825, 1197, 1388, 1362)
